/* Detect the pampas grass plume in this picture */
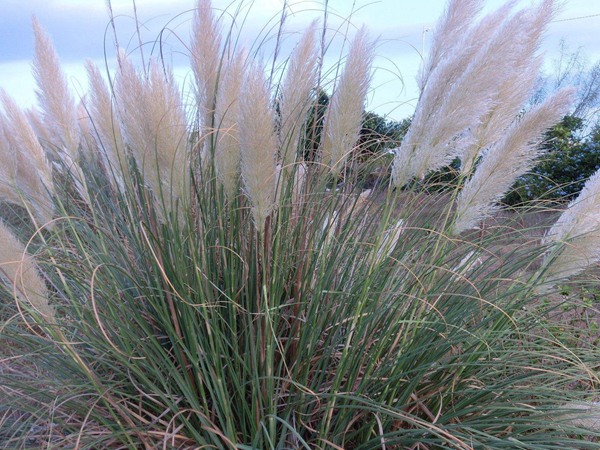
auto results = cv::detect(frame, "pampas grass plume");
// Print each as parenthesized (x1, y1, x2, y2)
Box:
(32, 17, 79, 157)
(461, 0, 554, 173)
(278, 21, 319, 171)
(85, 60, 127, 183)
(214, 50, 245, 198)
(146, 60, 188, 203)
(540, 168, 600, 287)
(418, 0, 483, 92)
(0, 91, 54, 225)
(451, 87, 574, 235)
(0, 123, 23, 208)
(191, 0, 222, 134)
(0, 221, 54, 321)
(114, 54, 188, 212)
(392, 0, 556, 188)
(32, 18, 89, 204)
(320, 26, 374, 176)
(392, 7, 502, 187)
(238, 62, 277, 232)
(375, 218, 405, 264)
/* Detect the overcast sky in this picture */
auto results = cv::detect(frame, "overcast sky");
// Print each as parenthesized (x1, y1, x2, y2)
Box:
(0, 0, 599, 120)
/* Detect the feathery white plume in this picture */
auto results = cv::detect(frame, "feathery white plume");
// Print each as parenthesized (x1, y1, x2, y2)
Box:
(0, 90, 54, 225)
(114, 53, 188, 214)
(320, 27, 374, 176)
(191, 0, 222, 135)
(85, 60, 127, 184)
(0, 221, 54, 321)
(418, 0, 484, 92)
(32, 18, 80, 160)
(461, 0, 554, 173)
(238, 62, 278, 232)
(279, 21, 319, 170)
(451, 88, 574, 235)
(540, 168, 600, 287)
(375, 218, 405, 264)
(392, 0, 556, 188)
(214, 50, 245, 198)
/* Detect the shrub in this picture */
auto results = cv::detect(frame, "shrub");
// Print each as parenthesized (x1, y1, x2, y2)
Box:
(1, 0, 600, 448)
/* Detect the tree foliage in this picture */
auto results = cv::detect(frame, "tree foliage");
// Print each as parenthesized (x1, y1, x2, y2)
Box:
(505, 115, 600, 204)
(302, 89, 408, 162)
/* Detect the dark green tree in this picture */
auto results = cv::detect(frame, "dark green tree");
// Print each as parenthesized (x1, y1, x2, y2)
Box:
(302, 89, 330, 161)
(302, 89, 409, 163)
(357, 112, 409, 159)
(504, 115, 600, 204)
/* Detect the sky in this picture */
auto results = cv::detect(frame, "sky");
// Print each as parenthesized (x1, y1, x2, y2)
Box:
(0, 0, 599, 120)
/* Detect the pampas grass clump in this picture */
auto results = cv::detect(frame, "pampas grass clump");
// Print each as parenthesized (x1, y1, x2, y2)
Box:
(1, 0, 599, 448)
